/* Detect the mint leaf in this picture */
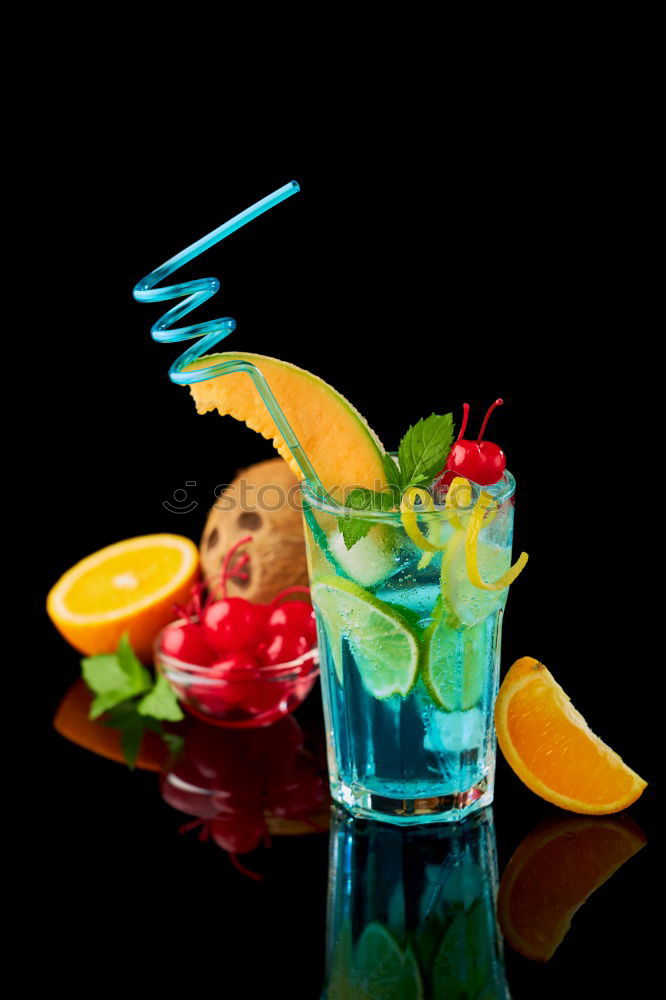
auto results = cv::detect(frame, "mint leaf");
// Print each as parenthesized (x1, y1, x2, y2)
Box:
(162, 732, 185, 760)
(103, 702, 150, 770)
(82, 637, 152, 720)
(383, 453, 401, 492)
(137, 673, 185, 722)
(103, 698, 183, 769)
(81, 653, 126, 696)
(338, 486, 399, 550)
(397, 413, 454, 489)
(116, 633, 154, 690)
(347, 488, 399, 512)
(339, 516, 372, 550)
(346, 488, 373, 510)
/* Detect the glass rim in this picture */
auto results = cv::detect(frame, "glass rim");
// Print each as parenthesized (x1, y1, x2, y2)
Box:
(300, 468, 516, 520)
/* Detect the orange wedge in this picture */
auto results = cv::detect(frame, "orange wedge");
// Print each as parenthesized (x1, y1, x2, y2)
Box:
(498, 814, 646, 961)
(54, 679, 169, 771)
(495, 657, 647, 814)
(47, 534, 199, 662)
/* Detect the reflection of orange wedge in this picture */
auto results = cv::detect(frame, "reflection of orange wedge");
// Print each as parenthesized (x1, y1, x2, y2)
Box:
(498, 814, 646, 962)
(54, 679, 168, 772)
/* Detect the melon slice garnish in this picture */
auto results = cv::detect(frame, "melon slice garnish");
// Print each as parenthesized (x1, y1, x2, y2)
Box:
(186, 351, 387, 495)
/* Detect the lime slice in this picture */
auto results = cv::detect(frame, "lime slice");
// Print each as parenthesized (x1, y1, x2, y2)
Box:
(352, 923, 424, 1000)
(442, 530, 511, 627)
(424, 609, 487, 712)
(312, 577, 420, 699)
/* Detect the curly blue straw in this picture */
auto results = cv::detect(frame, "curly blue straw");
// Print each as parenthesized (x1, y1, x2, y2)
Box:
(133, 180, 326, 495)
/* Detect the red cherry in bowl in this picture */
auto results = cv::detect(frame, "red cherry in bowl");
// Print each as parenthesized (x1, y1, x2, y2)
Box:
(200, 651, 261, 707)
(258, 631, 311, 667)
(160, 622, 217, 666)
(441, 399, 507, 487)
(267, 601, 317, 646)
(202, 597, 266, 654)
(209, 650, 260, 676)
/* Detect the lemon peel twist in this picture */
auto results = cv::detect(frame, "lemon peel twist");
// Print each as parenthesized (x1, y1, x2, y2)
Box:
(400, 479, 528, 591)
(400, 478, 473, 550)
(445, 476, 472, 531)
(400, 487, 442, 554)
(401, 478, 472, 569)
(465, 491, 528, 590)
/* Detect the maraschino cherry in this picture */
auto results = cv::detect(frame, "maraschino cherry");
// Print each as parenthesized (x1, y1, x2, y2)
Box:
(201, 536, 266, 653)
(443, 399, 506, 486)
(160, 621, 216, 666)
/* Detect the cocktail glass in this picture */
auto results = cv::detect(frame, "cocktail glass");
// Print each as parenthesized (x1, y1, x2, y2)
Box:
(301, 472, 516, 824)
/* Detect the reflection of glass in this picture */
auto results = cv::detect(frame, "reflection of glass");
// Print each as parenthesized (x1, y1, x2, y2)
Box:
(498, 814, 646, 963)
(322, 806, 509, 999)
(302, 475, 516, 825)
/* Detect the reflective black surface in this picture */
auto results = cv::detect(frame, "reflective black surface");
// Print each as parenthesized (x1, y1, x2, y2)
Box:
(37, 661, 655, 999)
(31, 144, 658, 998)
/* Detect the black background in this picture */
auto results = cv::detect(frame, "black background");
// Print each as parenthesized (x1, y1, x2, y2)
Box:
(24, 79, 658, 998)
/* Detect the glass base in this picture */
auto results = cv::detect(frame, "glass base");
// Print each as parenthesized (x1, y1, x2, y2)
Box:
(332, 776, 492, 826)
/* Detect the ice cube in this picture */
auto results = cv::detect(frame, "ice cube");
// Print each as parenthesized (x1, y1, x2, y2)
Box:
(425, 707, 484, 753)
(327, 524, 398, 588)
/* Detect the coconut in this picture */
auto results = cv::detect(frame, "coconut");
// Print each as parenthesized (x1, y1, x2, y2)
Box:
(200, 458, 309, 604)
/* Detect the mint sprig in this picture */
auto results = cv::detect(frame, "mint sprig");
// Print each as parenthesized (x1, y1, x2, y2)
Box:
(337, 414, 454, 550)
(82, 634, 184, 769)
(397, 413, 454, 491)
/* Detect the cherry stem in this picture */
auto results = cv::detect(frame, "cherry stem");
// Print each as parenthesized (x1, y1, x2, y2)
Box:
(457, 403, 470, 441)
(477, 398, 503, 442)
(229, 853, 263, 881)
(188, 581, 207, 619)
(269, 585, 311, 609)
(178, 817, 210, 842)
(220, 535, 253, 598)
(229, 553, 250, 577)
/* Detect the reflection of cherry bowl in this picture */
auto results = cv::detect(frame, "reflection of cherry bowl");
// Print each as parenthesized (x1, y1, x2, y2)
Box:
(154, 630, 319, 729)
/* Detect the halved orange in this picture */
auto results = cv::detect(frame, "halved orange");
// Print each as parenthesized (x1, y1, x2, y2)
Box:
(47, 534, 199, 662)
(498, 814, 646, 961)
(54, 679, 169, 771)
(495, 657, 647, 814)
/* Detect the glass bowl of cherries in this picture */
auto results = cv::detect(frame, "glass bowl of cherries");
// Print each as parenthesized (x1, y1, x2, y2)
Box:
(154, 537, 319, 728)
